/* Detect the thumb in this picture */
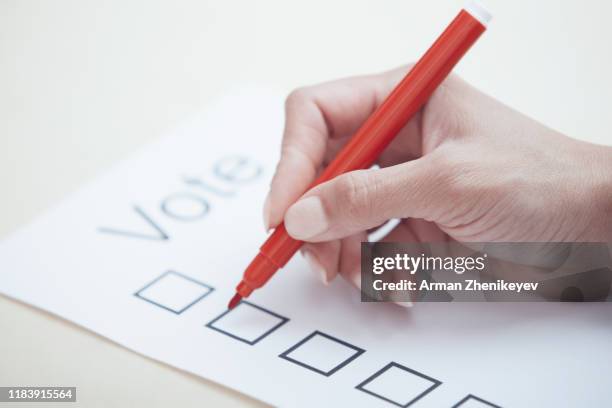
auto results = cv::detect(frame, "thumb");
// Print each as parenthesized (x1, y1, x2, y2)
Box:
(284, 156, 446, 242)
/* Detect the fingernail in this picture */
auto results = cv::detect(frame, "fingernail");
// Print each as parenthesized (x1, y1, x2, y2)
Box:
(350, 272, 361, 290)
(390, 290, 413, 307)
(263, 194, 271, 232)
(303, 250, 329, 285)
(285, 196, 328, 240)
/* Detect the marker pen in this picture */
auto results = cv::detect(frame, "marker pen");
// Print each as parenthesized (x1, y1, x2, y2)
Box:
(229, 1, 492, 309)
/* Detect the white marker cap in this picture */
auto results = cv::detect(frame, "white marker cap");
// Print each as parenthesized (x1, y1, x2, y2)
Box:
(464, 1, 492, 27)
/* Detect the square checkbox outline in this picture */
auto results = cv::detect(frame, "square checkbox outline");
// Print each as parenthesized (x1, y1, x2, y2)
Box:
(278, 330, 366, 377)
(134, 270, 214, 314)
(452, 394, 501, 408)
(205, 301, 290, 345)
(355, 361, 442, 407)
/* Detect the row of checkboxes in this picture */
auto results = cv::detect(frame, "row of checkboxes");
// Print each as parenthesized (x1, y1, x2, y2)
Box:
(134, 270, 500, 408)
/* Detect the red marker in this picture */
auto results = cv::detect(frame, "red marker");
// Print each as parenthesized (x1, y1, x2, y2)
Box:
(228, 2, 491, 309)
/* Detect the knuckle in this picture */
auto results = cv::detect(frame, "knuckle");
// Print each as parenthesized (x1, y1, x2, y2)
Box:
(432, 148, 468, 187)
(432, 147, 460, 171)
(336, 171, 375, 221)
(430, 147, 486, 198)
(285, 87, 311, 109)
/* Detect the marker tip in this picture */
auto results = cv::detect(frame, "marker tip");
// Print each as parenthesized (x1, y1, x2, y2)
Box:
(228, 293, 242, 310)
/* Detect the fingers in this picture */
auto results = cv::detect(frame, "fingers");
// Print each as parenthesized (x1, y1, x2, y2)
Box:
(300, 232, 366, 288)
(337, 233, 366, 289)
(300, 240, 341, 285)
(284, 154, 447, 242)
(300, 225, 417, 307)
(300, 222, 419, 286)
(264, 68, 411, 231)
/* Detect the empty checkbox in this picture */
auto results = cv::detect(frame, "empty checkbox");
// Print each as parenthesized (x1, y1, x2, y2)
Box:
(356, 362, 441, 407)
(452, 394, 501, 408)
(134, 270, 214, 314)
(205, 301, 289, 345)
(279, 331, 365, 377)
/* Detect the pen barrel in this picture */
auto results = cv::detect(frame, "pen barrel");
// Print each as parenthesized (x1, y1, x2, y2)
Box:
(261, 223, 302, 267)
(315, 9, 486, 182)
(260, 9, 486, 269)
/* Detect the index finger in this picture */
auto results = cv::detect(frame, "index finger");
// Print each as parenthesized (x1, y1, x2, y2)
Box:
(265, 70, 405, 230)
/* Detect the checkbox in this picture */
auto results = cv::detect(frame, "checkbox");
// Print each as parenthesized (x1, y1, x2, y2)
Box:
(452, 394, 501, 408)
(134, 270, 214, 314)
(355, 362, 441, 407)
(279, 331, 365, 377)
(205, 301, 289, 345)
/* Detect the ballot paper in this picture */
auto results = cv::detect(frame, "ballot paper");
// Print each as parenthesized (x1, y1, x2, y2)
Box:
(1, 89, 611, 408)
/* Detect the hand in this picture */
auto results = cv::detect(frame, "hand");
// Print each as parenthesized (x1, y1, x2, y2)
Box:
(263, 66, 612, 291)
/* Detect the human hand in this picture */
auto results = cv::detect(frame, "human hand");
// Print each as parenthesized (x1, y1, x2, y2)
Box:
(263, 66, 612, 290)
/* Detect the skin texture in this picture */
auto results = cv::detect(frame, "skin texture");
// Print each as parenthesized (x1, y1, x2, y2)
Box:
(263, 66, 612, 290)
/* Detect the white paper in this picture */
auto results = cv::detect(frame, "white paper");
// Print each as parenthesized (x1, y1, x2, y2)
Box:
(1, 89, 611, 407)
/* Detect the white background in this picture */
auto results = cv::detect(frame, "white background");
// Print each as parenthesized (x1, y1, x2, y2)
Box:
(1, 1, 611, 407)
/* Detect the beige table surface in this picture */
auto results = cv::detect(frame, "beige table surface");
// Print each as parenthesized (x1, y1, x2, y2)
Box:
(1, 1, 611, 406)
